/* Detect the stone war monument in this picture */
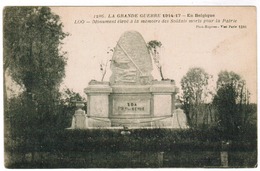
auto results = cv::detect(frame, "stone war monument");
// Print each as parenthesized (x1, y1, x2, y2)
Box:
(70, 30, 188, 129)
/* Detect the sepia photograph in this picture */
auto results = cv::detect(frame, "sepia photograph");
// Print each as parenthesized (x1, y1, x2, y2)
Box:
(3, 5, 257, 168)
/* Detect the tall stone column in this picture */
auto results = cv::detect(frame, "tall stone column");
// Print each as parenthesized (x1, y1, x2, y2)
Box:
(84, 80, 112, 128)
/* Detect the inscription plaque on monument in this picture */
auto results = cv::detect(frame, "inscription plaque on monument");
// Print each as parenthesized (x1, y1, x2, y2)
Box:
(112, 96, 150, 115)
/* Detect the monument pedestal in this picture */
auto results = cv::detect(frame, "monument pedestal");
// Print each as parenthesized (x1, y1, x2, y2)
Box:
(172, 108, 189, 129)
(70, 79, 189, 129)
(72, 109, 87, 129)
(84, 81, 112, 128)
(150, 80, 178, 128)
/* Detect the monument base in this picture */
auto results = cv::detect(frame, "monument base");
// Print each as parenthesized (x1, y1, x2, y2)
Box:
(69, 109, 189, 129)
(85, 116, 111, 128)
(69, 109, 87, 129)
(110, 118, 152, 127)
(172, 109, 189, 129)
(153, 117, 174, 128)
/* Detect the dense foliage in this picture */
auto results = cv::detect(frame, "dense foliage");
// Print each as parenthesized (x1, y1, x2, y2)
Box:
(181, 67, 212, 127)
(4, 7, 67, 92)
(5, 128, 257, 168)
(4, 6, 70, 155)
(213, 71, 255, 140)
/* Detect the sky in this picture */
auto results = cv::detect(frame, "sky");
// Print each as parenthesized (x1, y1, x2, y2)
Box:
(50, 7, 257, 103)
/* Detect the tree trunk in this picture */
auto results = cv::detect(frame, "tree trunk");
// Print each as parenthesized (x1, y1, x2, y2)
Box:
(208, 104, 213, 123)
(239, 85, 244, 126)
(159, 66, 164, 80)
(101, 69, 106, 82)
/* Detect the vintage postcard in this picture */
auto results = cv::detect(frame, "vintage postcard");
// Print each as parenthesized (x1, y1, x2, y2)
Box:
(3, 6, 257, 168)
